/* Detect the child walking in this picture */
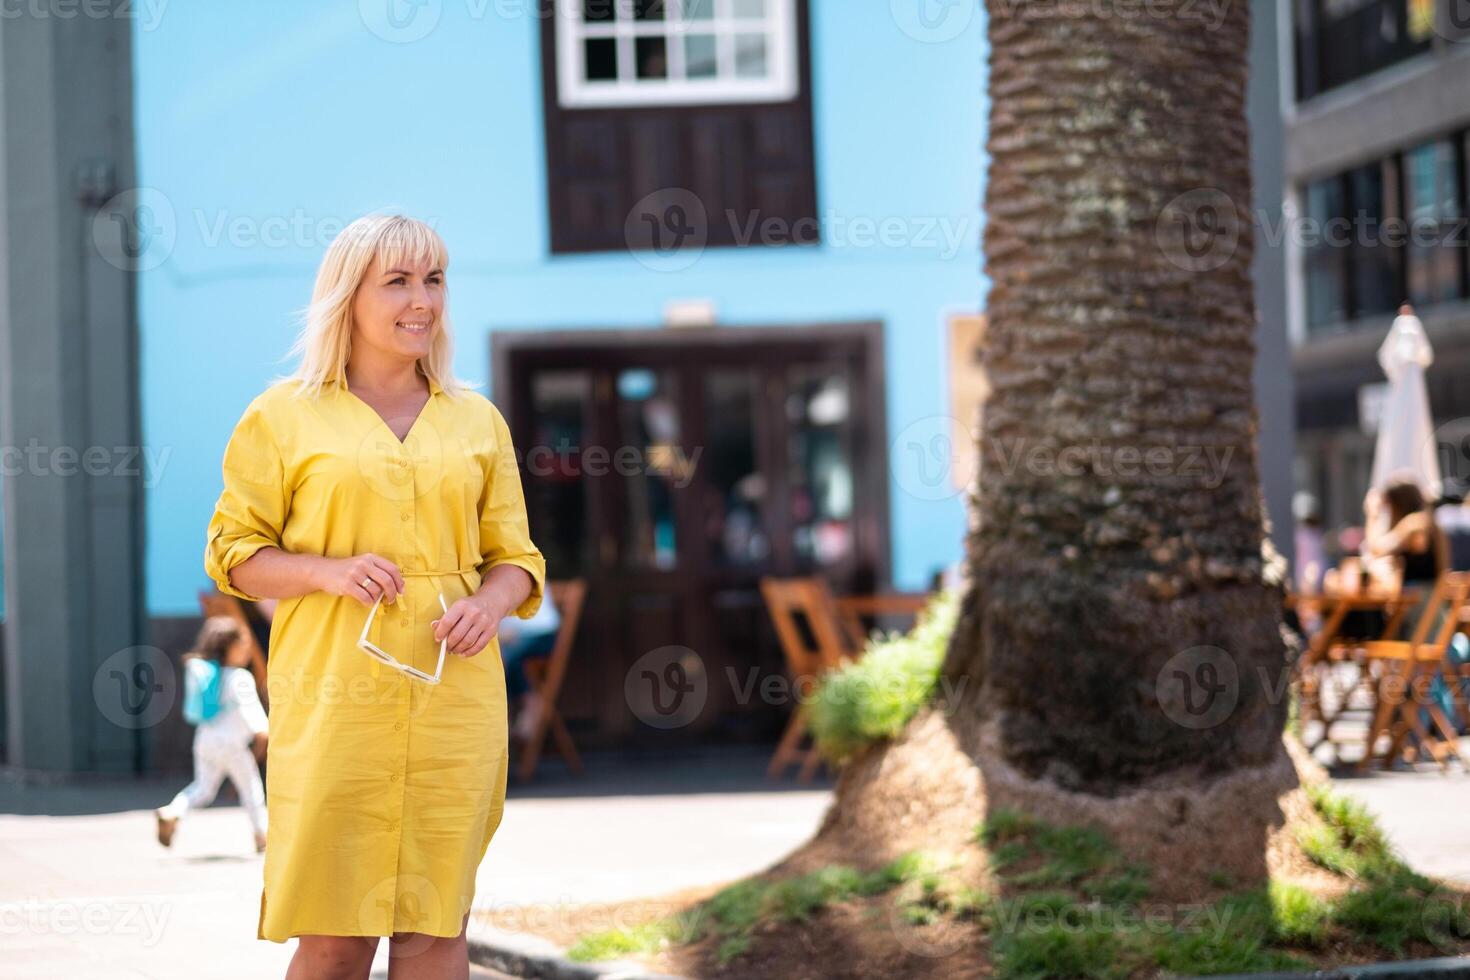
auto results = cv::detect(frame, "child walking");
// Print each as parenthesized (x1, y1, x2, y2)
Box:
(155, 616, 270, 852)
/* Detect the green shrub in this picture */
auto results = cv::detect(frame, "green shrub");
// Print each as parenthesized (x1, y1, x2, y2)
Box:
(807, 587, 961, 761)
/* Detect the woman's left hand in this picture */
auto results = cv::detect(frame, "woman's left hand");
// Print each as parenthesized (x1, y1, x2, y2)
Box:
(431, 595, 505, 657)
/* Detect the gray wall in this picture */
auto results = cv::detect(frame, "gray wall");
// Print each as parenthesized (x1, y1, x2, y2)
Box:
(1251, 0, 1297, 567)
(0, 5, 146, 772)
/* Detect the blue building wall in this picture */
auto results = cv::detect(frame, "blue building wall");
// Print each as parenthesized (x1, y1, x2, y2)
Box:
(135, 3, 987, 616)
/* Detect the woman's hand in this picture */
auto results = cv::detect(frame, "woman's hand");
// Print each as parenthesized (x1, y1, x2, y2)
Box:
(313, 553, 406, 608)
(432, 593, 506, 657)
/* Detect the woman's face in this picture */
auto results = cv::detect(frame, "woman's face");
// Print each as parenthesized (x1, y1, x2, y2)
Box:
(350, 254, 445, 366)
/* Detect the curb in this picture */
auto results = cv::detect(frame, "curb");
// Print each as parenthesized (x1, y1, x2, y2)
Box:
(1193, 957, 1470, 979)
(465, 920, 689, 980)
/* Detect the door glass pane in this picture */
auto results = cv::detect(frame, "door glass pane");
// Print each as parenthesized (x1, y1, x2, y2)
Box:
(704, 369, 770, 567)
(527, 371, 593, 574)
(618, 368, 681, 570)
(786, 365, 853, 565)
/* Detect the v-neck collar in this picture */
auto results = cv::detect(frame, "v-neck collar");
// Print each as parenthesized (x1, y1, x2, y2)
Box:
(335, 370, 440, 446)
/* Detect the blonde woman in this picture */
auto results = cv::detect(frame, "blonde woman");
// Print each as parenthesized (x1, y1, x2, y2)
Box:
(204, 213, 545, 980)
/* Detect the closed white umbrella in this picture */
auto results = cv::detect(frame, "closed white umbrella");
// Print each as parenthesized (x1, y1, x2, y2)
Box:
(1370, 304, 1441, 501)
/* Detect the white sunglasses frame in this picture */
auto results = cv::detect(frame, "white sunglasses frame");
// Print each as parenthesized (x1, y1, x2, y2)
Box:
(357, 591, 450, 685)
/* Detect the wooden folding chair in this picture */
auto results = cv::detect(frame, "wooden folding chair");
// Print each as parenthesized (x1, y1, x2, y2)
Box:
(1358, 571, 1470, 772)
(514, 579, 587, 782)
(198, 590, 271, 708)
(758, 577, 863, 782)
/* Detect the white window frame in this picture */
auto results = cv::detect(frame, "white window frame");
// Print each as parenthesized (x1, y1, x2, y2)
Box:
(554, 0, 799, 108)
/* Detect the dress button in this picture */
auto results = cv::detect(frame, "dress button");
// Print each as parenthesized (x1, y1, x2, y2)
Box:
(387, 822, 398, 832)
(400, 513, 411, 522)
(389, 773, 399, 783)
(394, 722, 404, 731)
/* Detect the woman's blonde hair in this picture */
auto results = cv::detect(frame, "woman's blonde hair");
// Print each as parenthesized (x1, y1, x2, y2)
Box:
(276, 212, 477, 399)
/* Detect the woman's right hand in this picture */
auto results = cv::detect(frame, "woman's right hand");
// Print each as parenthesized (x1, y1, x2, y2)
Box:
(314, 554, 406, 607)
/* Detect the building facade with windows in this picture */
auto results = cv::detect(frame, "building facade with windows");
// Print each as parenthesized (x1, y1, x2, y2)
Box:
(1288, 0, 1470, 528)
(1, 1, 1291, 771)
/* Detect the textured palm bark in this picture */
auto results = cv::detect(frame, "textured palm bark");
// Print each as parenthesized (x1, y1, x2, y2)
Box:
(940, 0, 1292, 793)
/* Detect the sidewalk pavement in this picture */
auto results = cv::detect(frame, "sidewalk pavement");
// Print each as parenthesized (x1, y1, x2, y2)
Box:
(0, 746, 831, 980)
(4, 745, 1468, 979)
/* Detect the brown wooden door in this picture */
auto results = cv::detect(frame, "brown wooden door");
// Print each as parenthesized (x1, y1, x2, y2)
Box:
(503, 324, 887, 747)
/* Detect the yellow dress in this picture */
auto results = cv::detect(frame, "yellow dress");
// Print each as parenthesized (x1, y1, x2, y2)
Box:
(203, 372, 547, 942)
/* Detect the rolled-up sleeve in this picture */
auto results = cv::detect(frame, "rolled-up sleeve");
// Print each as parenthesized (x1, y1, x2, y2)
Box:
(204, 399, 290, 603)
(476, 405, 547, 620)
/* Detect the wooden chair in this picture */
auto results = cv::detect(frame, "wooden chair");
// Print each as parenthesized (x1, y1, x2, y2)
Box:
(758, 578, 931, 782)
(198, 590, 271, 707)
(1358, 571, 1470, 772)
(758, 577, 852, 782)
(514, 579, 587, 782)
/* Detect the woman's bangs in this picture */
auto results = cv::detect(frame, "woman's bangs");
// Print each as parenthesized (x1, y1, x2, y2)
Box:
(375, 219, 448, 280)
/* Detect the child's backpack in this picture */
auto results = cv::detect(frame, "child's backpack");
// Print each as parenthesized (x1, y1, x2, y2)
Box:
(182, 657, 223, 725)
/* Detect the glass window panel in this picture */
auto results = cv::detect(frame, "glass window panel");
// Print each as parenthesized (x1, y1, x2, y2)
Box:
(733, 32, 767, 78)
(1314, 0, 1432, 93)
(786, 366, 853, 566)
(1305, 177, 1348, 331)
(732, 0, 766, 16)
(1346, 161, 1397, 318)
(632, 0, 665, 20)
(584, 37, 618, 81)
(635, 36, 668, 79)
(1405, 140, 1465, 307)
(703, 370, 770, 567)
(528, 371, 593, 575)
(618, 368, 680, 570)
(683, 0, 714, 19)
(684, 33, 717, 78)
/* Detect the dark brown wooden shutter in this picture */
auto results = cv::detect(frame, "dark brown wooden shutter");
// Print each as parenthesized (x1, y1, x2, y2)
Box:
(539, 0, 818, 254)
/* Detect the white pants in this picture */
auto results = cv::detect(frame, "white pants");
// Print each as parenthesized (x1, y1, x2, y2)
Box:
(161, 734, 267, 835)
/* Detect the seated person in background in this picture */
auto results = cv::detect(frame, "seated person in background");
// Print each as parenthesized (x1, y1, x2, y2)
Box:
(1362, 476, 1448, 586)
(501, 585, 562, 742)
(1364, 476, 1468, 737)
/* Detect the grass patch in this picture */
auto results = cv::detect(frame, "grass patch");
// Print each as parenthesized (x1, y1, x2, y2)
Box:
(806, 588, 961, 762)
(564, 768, 1467, 974)
(970, 798, 1463, 978)
(566, 852, 944, 964)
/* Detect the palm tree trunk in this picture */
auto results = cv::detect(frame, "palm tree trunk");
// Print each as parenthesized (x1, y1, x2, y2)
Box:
(940, 0, 1291, 794)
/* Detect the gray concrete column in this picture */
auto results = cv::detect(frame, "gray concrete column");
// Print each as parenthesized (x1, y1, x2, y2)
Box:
(1250, 0, 1296, 568)
(0, 4, 144, 772)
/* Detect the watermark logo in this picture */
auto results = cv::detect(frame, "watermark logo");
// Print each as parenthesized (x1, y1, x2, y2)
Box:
(359, 0, 443, 43)
(624, 188, 709, 272)
(92, 187, 176, 273)
(625, 645, 707, 729)
(1155, 188, 1240, 273)
(1421, 881, 1470, 954)
(1156, 645, 1238, 730)
(1437, 0, 1470, 42)
(354, 415, 458, 503)
(359, 874, 447, 956)
(93, 646, 177, 730)
(890, 415, 977, 503)
(890, 0, 976, 43)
